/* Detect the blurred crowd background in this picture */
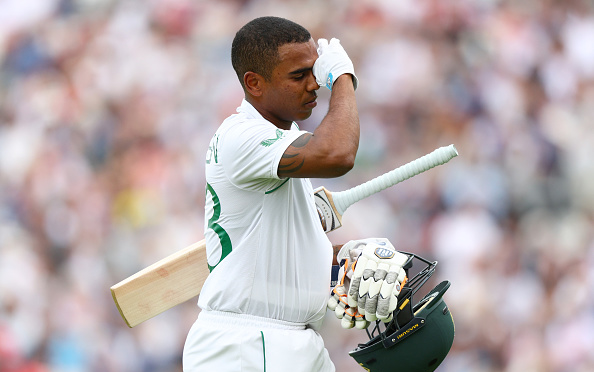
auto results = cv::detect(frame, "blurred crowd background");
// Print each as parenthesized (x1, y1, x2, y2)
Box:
(1, 0, 594, 371)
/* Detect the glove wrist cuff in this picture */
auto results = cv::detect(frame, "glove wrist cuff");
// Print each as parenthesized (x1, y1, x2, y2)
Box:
(330, 265, 341, 288)
(329, 71, 358, 91)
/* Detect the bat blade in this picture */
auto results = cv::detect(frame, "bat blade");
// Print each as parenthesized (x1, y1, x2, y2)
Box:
(110, 240, 208, 327)
(111, 144, 459, 327)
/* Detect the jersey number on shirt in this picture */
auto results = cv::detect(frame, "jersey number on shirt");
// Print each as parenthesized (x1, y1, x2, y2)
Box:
(205, 183, 232, 271)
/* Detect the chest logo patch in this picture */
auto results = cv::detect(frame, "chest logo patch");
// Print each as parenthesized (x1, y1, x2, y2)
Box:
(260, 129, 285, 147)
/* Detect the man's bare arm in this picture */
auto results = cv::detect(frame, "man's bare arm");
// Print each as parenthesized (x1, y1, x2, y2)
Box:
(332, 244, 343, 265)
(278, 133, 311, 175)
(278, 75, 359, 179)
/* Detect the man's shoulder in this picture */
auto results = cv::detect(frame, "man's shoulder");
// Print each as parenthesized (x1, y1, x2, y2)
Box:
(223, 109, 268, 126)
(217, 111, 274, 139)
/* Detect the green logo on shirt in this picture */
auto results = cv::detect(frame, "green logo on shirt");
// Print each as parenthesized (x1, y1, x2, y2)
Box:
(260, 129, 284, 147)
(206, 134, 219, 164)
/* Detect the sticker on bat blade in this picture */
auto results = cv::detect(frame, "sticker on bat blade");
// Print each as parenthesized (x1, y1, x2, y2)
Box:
(313, 188, 337, 232)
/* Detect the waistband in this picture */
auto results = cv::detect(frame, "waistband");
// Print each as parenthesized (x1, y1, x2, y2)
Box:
(198, 310, 307, 330)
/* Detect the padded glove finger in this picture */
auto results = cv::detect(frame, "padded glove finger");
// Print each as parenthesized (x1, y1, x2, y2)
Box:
(328, 258, 351, 312)
(347, 255, 368, 308)
(332, 238, 403, 330)
(363, 261, 390, 321)
(340, 306, 358, 329)
(355, 260, 377, 318)
(348, 242, 409, 322)
(317, 38, 328, 55)
(376, 267, 407, 321)
(328, 259, 368, 329)
(313, 37, 358, 90)
(355, 316, 370, 330)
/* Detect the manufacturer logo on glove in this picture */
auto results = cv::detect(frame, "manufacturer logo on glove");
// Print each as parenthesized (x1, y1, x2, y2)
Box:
(374, 247, 395, 259)
(326, 73, 334, 90)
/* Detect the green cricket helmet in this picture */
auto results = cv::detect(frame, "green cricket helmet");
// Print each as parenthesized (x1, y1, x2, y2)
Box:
(349, 253, 455, 372)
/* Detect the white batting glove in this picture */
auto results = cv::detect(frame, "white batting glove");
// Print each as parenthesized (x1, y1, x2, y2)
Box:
(327, 258, 367, 329)
(347, 239, 408, 323)
(313, 38, 358, 91)
(327, 240, 370, 329)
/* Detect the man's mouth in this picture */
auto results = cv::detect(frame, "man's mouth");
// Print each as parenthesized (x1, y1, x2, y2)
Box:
(305, 96, 317, 108)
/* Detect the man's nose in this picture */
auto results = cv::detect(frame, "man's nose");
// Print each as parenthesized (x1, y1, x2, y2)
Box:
(307, 71, 320, 91)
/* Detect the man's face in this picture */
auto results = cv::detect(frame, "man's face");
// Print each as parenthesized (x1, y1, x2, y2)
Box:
(258, 39, 320, 129)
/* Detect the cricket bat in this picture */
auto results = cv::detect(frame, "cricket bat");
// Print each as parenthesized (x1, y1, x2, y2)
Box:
(111, 144, 458, 327)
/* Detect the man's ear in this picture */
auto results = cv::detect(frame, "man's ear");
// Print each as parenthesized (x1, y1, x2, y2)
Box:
(244, 72, 265, 97)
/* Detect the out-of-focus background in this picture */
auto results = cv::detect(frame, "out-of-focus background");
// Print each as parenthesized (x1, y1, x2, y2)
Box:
(1, 0, 594, 371)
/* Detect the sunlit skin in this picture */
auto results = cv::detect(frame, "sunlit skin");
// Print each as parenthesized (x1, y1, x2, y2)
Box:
(245, 39, 320, 130)
(244, 38, 359, 179)
(242, 39, 356, 263)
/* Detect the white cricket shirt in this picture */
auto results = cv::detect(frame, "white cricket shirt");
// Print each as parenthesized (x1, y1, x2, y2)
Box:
(198, 99, 333, 325)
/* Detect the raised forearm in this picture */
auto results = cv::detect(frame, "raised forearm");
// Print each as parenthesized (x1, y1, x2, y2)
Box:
(312, 75, 359, 167)
(278, 38, 360, 179)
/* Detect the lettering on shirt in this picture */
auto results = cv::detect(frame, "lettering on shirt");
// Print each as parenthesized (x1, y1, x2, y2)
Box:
(206, 134, 219, 164)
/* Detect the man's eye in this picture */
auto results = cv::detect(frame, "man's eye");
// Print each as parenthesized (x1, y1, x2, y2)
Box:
(294, 74, 305, 80)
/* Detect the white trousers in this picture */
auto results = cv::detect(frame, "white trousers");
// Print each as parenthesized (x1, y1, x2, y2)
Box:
(183, 310, 335, 372)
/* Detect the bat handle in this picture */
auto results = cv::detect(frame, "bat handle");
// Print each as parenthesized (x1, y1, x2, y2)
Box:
(332, 144, 458, 215)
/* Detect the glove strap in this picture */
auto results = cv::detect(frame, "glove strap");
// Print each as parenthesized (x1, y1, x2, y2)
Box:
(330, 264, 340, 288)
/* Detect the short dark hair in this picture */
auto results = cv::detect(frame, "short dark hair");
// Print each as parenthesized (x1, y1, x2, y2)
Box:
(231, 16, 311, 88)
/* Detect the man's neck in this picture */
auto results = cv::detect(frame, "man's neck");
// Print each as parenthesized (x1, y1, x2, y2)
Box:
(245, 97, 292, 130)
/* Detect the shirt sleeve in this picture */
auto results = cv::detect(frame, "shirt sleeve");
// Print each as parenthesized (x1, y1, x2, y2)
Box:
(219, 120, 308, 191)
